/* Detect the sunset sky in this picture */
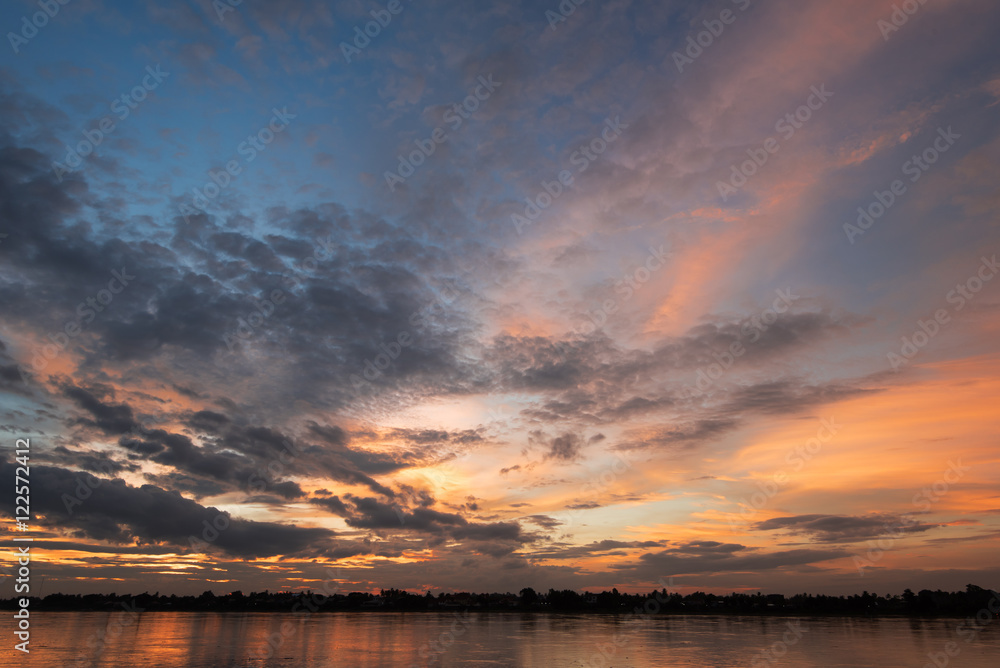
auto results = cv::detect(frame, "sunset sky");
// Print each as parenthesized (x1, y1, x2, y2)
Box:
(1, 0, 999, 598)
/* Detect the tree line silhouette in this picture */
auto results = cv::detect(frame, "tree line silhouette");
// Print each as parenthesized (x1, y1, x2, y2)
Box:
(3, 584, 998, 617)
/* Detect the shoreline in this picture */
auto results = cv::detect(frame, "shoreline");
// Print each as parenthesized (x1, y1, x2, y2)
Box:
(3, 605, 995, 620)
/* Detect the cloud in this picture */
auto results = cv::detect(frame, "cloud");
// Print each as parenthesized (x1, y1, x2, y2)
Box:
(532, 539, 666, 560)
(544, 433, 584, 462)
(753, 514, 939, 543)
(310, 495, 350, 516)
(614, 541, 847, 578)
(341, 495, 533, 555)
(0, 460, 333, 559)
(2, 0, 999, 596)
(565, 501, 601, 510)
(523, 515, 563, 529)
(63, 384, 137, 434)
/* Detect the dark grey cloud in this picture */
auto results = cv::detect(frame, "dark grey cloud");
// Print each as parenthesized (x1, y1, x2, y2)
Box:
(309, 495, 350, 516)
(539, 432, 584, 462)
(718, 381, 874, 416)
(753, 514, 939, 543)
(451, 522, 526, 553)
(48, 446, 138, 476)
(523, 514, 563, 529)
(0, 337, 32, 397)
(0, 460, 334, 559)
(486, 308, 863, 400)
(483, 311, 871, 450)
(345, 497, 466, 532)
(341, 495, 533, 556)
(613, 540, 847, 578)
(0, 90, 489, 431)
(185, 409, 230, 432)
(63, 384, 137, 434)
(532, 539, 666, 560)
(617, 418, 739, 451)
(565, 501, 601, 510)
(56, 380, 417, 499)
(390, 427, 485, 445)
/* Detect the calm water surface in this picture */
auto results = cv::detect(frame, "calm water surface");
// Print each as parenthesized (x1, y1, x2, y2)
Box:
(6, 612, 999, 667)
